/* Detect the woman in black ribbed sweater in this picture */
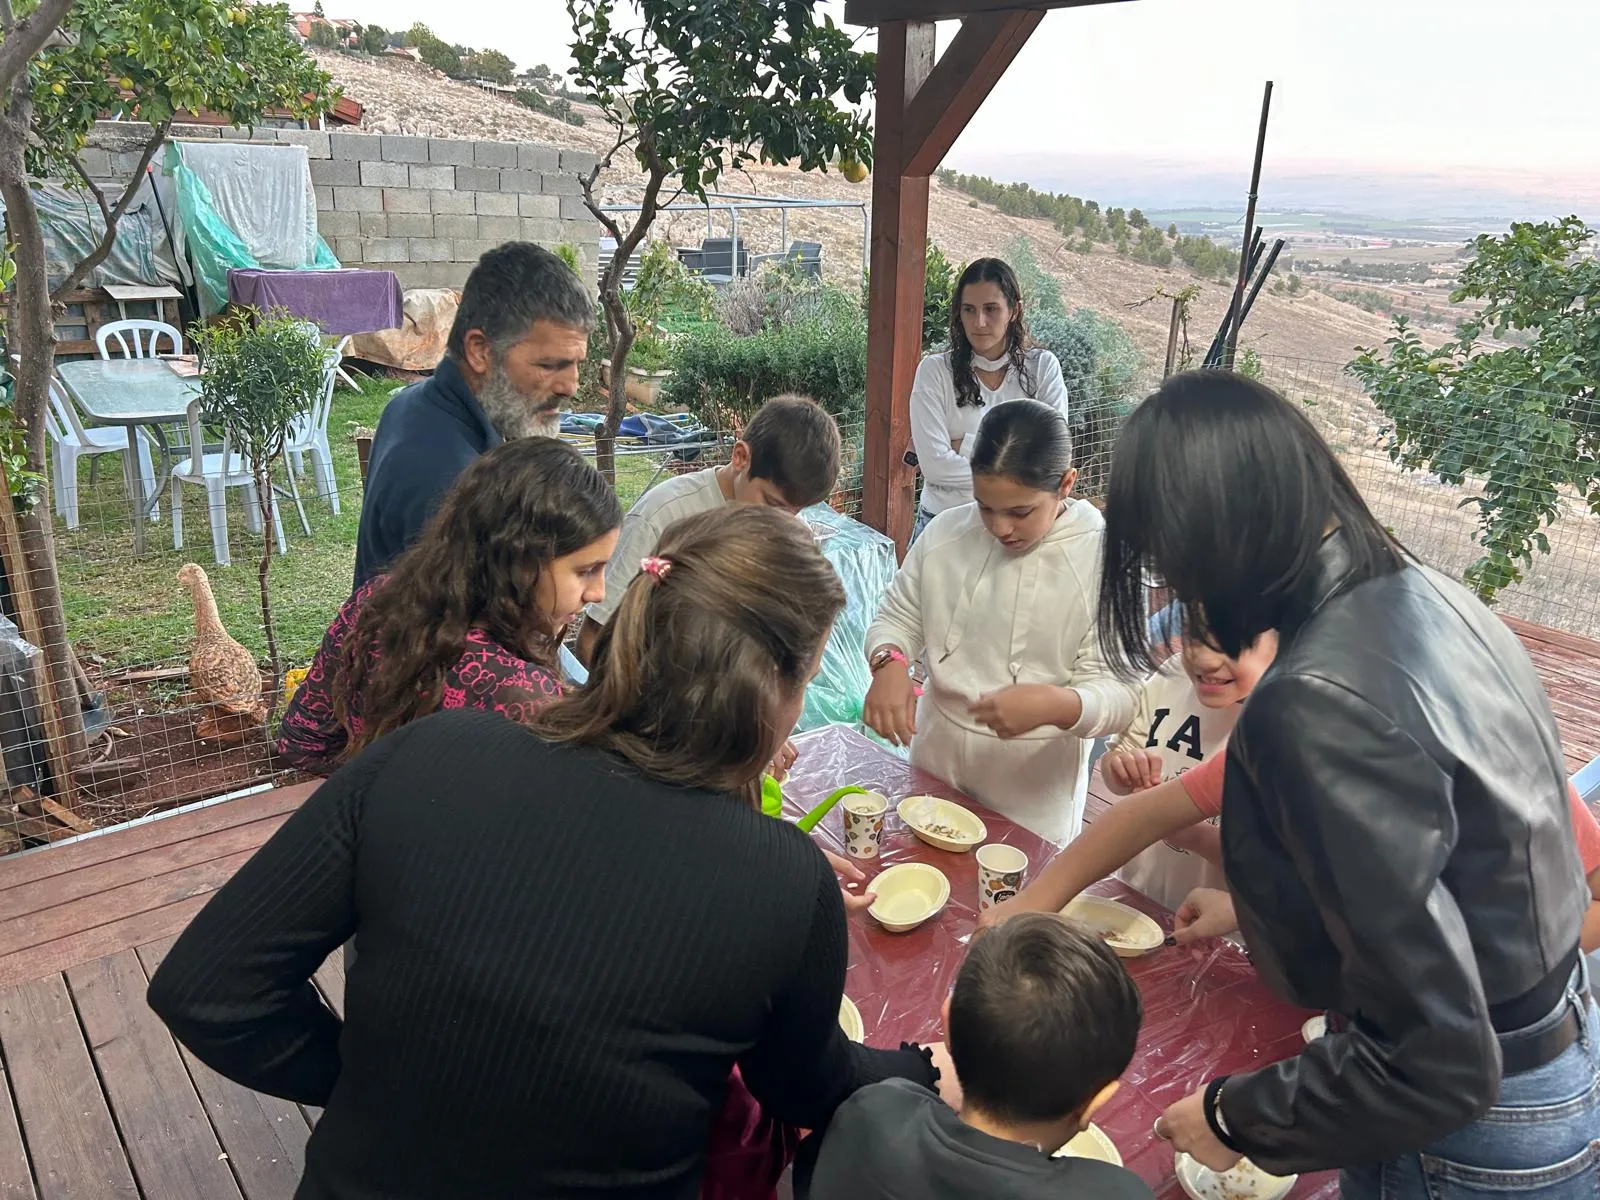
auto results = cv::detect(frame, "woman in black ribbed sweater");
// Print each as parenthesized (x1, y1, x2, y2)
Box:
(148, 505, 948, 1199)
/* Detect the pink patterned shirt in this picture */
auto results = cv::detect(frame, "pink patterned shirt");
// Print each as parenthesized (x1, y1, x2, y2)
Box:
(276, 576, 564, 776)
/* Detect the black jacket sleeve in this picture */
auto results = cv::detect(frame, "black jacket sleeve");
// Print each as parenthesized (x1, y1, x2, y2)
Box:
(1219, 673, 1500, 1171)
(738, 864, 936, 1130)
(147, 728, 406, 1105)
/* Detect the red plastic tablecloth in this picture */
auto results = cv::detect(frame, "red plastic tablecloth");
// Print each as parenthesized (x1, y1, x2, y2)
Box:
(785, 725, 1338, 1199)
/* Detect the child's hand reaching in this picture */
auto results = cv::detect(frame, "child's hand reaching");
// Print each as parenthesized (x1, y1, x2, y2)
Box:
(823, 849, 874, 913)
(768, 739, 798, 782)
(1171, 887, 1238, 945)
(968, 684, 1076, 739)
(864, 664, 918, 747)
(1101, 748, 1165, 794)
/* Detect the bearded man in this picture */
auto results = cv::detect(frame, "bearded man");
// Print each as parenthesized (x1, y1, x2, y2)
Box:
(353, 242, 593, 589)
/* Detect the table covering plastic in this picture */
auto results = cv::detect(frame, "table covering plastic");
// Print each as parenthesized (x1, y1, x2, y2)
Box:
(786, 724, 1337, 1198)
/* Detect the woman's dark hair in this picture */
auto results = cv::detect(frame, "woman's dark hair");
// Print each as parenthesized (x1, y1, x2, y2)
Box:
(1099, 370, 1405, 673)
(970, 398, 1074, 492)
(337, 438, 621, 754)
(949, 257, 1033, 409)
(533, 506, 845, 807)
(949, 914, 1141, 1125)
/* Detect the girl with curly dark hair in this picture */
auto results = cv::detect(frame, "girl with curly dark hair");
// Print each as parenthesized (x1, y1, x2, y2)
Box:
(907, 257, 1069, 542)
(276, 437, 621, 774)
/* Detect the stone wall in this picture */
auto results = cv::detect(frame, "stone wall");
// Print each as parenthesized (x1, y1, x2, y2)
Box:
(83, 121, 601, 292)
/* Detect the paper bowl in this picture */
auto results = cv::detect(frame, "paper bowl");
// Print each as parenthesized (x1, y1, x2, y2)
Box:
(867, 862, 950, 932)
(838, 995, 864, 1042)
(1052, 1122, 1121, 1165)
(897, 795, 987, 852)
(1302, 1014, 1327, 1043)
(1175, 1152, 1297, 1200)
(1062, 895, 1164, 958)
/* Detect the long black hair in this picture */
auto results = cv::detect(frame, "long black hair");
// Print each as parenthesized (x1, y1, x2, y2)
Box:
(1098, 370, 1405, 674)
(970, 398, 1073, 492)
(949, 257, 1033, 409)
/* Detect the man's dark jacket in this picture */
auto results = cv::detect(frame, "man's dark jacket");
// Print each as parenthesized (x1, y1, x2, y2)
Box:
(353, 356, 501, 589)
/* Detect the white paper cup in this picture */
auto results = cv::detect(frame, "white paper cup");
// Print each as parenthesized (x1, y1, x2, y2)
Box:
(841, 791, 889, 859)
(976, 843, 1028, 911)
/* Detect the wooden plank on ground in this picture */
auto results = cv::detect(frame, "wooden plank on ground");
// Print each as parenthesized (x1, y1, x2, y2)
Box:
(0, 973, 138, 1199)
(0, 849, 260, 962)
(0, 892, 212, 989)
(0, 784, 313, 894)
(0, 1060, 36, 1199)
(136, 939, 311, 1200)
(313, 949, 345, 1020)
(66, 950, 242, 1200)
(0, 813, 293, 924)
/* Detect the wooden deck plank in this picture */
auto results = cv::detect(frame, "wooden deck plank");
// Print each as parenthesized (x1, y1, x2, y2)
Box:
(0, 813, 294, 925)
(65, 950, 242, 1200)
(313, 949, 346, 1020)
(0, 784, 313, 895)
(0, 1062, 37, 1199)
(0, 893, 213, 989)
(0, 850, 260, 963)
(136, 939, 311, 1200)
(0, 974, 138, 1199)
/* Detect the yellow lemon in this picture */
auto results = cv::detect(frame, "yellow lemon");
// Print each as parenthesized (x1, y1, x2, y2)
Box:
(49, 82, 64, 96)
(840, 157, 868, 184)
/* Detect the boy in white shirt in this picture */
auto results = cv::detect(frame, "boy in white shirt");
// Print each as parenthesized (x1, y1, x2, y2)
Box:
(575, 394, 840, 665)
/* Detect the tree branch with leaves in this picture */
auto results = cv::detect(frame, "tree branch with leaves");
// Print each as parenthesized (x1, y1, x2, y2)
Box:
(565, 0, 873, 482)
(1349, 217, 1600, 600)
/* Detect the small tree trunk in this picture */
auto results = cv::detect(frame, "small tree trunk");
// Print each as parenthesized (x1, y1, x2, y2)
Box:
(0, 85, 88, 763)
(255, 461, 280, 723)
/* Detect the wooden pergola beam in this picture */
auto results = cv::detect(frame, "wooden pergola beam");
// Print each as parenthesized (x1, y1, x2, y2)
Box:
(902, 9, 1044, 178)
(845, 0, 1130, 24)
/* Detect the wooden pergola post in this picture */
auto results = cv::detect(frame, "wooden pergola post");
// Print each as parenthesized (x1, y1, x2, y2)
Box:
(852, 0, 1133, 554)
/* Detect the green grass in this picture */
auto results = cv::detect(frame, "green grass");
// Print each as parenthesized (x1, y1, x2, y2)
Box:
(55, 377, 670, 673)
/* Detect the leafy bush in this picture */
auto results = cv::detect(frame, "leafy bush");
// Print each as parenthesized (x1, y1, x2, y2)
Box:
(1003, 235, 1065, 318)
(924, 241, 956, 350)
(666, 285, 867, 429)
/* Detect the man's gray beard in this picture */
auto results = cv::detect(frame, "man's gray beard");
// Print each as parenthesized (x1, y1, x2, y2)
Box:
(478, 363, 562, 441)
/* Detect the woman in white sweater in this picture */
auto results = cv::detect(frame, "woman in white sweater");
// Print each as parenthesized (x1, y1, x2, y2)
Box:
(910, 258, 1069, 543)
(864, 400, 1137, 844)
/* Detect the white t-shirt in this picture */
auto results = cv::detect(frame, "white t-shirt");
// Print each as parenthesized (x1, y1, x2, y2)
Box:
(1110, 660, 1234, 913)
(585, 467, 725, 626)
(909, 348, 1069, 516)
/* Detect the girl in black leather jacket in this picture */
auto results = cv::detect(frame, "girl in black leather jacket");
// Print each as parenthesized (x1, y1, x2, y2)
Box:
(1101, 371, 1595, 1198)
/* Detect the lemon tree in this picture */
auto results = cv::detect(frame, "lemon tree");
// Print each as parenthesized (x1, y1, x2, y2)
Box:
(567, 0, 873, 480)
(0, 0, 335, 757)
(1349, 217, 1600, 600)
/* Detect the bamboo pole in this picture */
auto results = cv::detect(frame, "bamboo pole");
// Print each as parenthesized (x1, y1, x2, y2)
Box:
(1223, 81, 1273, 370)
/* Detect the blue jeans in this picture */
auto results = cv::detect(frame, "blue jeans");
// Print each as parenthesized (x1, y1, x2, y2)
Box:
(1340, 967, 1600, 1198)
(909, 506, 935, 546)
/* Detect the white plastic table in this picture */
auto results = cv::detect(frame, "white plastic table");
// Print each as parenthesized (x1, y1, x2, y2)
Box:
(56, 358, 201, 554)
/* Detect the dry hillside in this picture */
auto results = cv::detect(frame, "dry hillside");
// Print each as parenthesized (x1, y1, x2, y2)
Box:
(316, 50, 1426, 373)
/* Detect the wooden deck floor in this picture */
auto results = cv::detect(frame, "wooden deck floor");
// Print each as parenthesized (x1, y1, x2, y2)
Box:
(0, 618, 1590, 1197)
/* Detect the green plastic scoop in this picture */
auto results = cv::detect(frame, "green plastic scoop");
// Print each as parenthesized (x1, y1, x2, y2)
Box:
(760, 777, 871, 834)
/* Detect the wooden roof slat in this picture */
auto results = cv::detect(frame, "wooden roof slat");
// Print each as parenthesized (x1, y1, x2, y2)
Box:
(902, 8, 1044, 176)
(845, 0, 1132, 26)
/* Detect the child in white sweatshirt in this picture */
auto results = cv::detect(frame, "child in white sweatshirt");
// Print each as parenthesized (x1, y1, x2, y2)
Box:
(864, 399, 1137, 845)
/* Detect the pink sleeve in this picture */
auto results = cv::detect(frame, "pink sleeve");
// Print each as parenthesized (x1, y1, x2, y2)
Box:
(1569, 781, 1600, 876)
(1178, 752, 1225, 819)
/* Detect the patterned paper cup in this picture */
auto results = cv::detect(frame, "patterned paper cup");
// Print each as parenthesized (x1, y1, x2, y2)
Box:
(841, 791, 889, 859)
(976, 843, 1028, 911)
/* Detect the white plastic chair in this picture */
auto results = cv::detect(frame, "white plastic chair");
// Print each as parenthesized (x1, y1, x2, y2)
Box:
(20, 359, 160, 530)
(169, 398, 286, 567)
(284, 353, 341, 514)
(95, 320, 183, 360)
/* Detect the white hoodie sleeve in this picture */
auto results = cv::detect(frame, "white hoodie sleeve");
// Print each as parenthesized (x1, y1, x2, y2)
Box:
(1032, 350, 1070, 423)
(1063, 570, 1140, 739)
(908, 356, 971, 493)
(865, 529, 929, 664)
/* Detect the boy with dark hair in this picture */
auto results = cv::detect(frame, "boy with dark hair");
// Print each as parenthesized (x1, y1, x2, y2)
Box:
(797, 913, 1152, 1199)
(575, 393, 841, 664)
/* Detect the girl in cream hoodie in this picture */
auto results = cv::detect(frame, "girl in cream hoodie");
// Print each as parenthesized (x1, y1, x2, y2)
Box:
(864, 400, 1137, 845)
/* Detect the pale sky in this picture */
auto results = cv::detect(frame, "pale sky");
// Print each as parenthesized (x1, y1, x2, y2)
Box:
(331, 0, 1595, 174)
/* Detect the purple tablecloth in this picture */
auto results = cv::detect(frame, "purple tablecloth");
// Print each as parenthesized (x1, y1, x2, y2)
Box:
(226, 268, 403, 336)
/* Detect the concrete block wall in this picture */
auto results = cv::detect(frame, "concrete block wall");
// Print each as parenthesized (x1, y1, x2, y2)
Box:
(83, 121, 602, 292)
